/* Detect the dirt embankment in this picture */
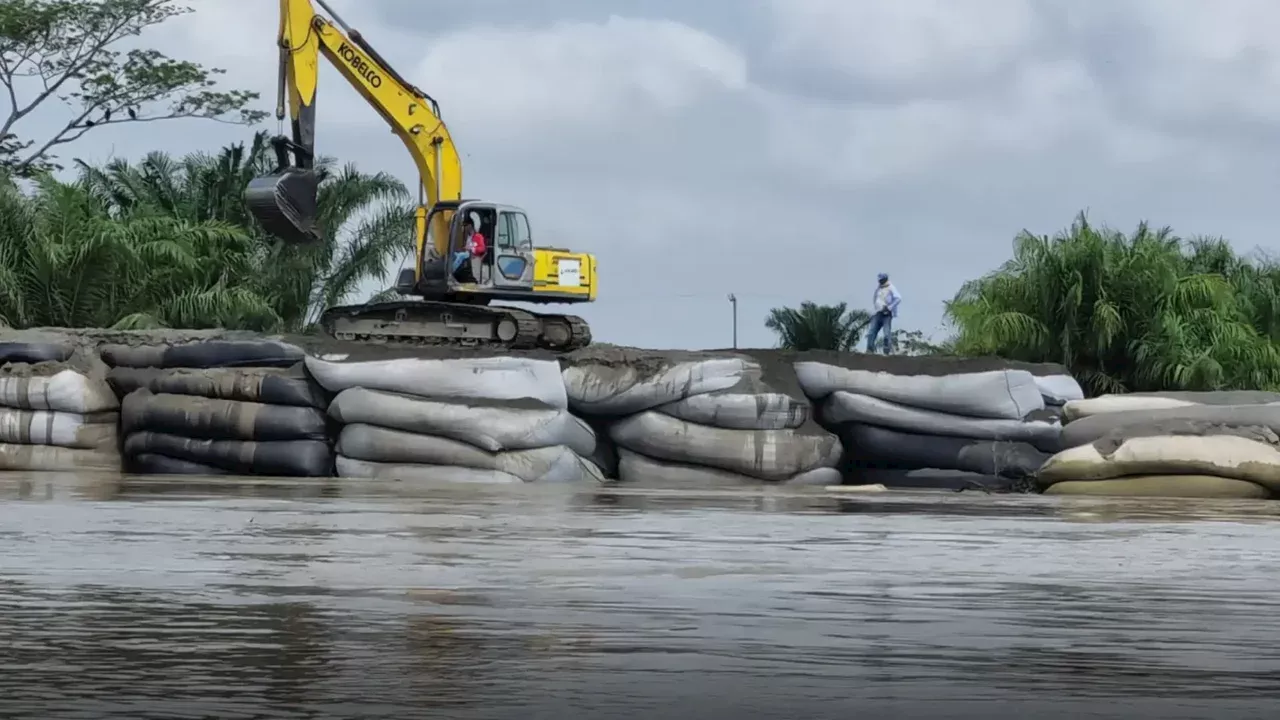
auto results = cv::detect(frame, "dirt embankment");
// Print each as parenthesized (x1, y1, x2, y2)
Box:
(0, 328, 1066, 383)
(707, 348, 1072, 378)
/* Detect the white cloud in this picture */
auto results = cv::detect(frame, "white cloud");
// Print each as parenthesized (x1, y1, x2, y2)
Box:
(154, 0, 443, 129)
(764, 0, 1041, 87)
(758, 57, 1123, 186)
(415, 16, 748, 142)
(1069, 0, 1280, 126)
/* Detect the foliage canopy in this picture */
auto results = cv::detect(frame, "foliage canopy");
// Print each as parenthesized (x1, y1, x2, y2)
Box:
(0, 131, 413, 332)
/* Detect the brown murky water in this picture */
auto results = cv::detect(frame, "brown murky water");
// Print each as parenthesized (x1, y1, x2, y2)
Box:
(2, 474, 1280, 719)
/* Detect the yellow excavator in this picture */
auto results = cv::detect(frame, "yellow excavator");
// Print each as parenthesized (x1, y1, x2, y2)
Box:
(244, 0, 596, 351)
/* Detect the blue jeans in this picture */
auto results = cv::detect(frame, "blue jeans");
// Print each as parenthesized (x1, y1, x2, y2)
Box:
(451, 251, 470, 274)
(866, 312, 893, 354)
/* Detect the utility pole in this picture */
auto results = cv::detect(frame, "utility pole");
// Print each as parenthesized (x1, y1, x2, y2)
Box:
(727, 293, 738, 349)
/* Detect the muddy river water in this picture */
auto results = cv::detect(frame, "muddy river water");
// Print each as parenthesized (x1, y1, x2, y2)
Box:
(1, 475, 1279, 719)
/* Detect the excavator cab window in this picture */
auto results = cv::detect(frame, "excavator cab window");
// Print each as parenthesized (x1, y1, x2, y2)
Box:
(496, 213, 513, 248)
(497, 211, 532, 250)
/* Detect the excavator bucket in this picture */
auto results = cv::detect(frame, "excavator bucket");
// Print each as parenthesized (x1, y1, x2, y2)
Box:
(244, 168, 321, 244)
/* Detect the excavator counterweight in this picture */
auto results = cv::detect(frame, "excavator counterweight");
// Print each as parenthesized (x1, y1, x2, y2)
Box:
(245, 0, 597, 352)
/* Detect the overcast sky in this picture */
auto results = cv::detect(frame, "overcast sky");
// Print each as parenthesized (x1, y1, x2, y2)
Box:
(27, 0, 1280, 349)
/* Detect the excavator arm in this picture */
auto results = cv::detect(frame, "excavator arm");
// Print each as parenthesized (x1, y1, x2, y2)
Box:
(245, 0, 461, 265)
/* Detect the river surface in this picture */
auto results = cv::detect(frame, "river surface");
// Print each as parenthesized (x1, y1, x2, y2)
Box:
(2, 474, 1280, 719)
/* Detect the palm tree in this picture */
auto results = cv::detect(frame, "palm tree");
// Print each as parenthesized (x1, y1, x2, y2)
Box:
(945, 211, 1280, 395)
(0, 173, 280, 330)
(76, 131, 415, 332)
(765, 301, 873, 351)
(268, 162, 414, 330)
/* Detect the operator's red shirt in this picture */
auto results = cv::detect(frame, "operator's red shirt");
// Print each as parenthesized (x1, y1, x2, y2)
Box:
(469, 233, 486, 256)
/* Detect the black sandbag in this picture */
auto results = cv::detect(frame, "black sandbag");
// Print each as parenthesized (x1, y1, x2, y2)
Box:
(841, 422, 1048, 479)
(107, 366, 327, 407)
(0, 341, 73, 365)
(124, 431, 333, 477)
(127, 452, 230, 475)
(121, 389, 328, 441)
(99, 341, 305, 369)
(1060, 404, 1280, 449)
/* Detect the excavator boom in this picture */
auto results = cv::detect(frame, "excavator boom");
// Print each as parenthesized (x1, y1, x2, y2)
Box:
(244, 0, 595, 351)
(246, 0, 457, 259)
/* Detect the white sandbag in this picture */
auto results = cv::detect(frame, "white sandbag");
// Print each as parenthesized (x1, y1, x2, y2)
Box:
(1063, 395, 1199, 421)
(337, 423, 605, 483)
(1039, 434, 1280, 492)
(655, 391, 808, 430)
(563, 357, 750, 416)
(0, 442, 120, 472)
(327, 387, 596, 456)
(335, 455, 525, 484)
(608, 411, 841, 481)
(1135, 390, 1280, 404)
(304, 354, 567, 409)
(617, 448, 840, 487)
(1036, 374, 1084, 405)
(0, 369, 118, 413)
(824, 391, 1061, 448)
(793, 362, 1043, 419)
(0, 409, 118, 449)
(1042, 475, 1270, 498)
(1062, 391, 1280, 422)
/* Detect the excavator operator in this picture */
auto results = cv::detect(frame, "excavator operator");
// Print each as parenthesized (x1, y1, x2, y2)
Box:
(452, 217, 486, 279)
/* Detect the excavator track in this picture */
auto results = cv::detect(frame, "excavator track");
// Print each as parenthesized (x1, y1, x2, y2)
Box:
(318, 300, 592, 352)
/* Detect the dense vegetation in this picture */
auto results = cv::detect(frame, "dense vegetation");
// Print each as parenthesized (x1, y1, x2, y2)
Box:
(767, 214, 1280, 395)
(946, 214, 1280, 394)
(0, 132, 413, 331)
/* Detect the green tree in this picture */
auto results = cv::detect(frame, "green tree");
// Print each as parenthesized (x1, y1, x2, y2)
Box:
(0, 0, 265, 176)
(0, 171, 279, 329)
(945, 211, 1280, 395)
(77, 131, 414, 331)
(890, 328, 950, 356)
(765, 301, 872, 351)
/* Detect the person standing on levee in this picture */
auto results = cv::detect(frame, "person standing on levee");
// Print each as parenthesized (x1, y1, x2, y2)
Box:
(866, 272, 901, 354)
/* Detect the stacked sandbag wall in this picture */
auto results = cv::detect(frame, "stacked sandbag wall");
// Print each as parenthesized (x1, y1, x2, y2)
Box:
(0, 340, 122, 472)
(561, 348, 843, 488)
(309, 351, 607, 484)
(1037, 391, 1280, 499)
(103, 341, 334, 477)
(790, 353, 1083, 492)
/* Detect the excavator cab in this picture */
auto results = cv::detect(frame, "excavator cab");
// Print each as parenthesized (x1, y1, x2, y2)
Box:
(396, 201, 538, 298)
(244, 136, 322, 244)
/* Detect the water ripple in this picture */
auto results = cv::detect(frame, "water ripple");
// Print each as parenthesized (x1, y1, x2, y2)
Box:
(2, 473, 1280, 718)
